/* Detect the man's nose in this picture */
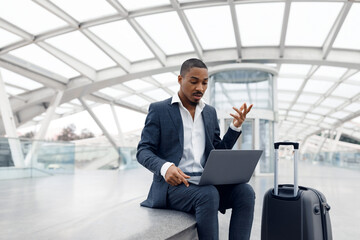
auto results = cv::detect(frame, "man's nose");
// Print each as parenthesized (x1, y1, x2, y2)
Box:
(195, 83, 204, 92)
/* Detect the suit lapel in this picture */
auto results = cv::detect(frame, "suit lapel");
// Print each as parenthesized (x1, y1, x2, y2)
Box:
(167, 102, 184, 149)
(201, 106, 212, 140)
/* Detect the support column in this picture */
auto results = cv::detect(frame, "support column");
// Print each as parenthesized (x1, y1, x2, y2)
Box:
(24, 90, 64, 167)
(79, 98, 120, 157)
(315, 131, 328, 161)
(254, 118, 260, 175)
(329, 126, 343, 162)
(0, 69, 24, 167)
(110, 103, 125, 146)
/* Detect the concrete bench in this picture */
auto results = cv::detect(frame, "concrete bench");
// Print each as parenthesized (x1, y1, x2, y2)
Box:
(2, 168, 198, 239)
(33, 197, 198, 240)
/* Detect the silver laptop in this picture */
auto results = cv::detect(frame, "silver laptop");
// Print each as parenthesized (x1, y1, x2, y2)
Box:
(198, 150, 263, 186)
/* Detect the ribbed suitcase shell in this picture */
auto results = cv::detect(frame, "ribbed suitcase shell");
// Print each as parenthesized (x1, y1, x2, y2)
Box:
(261, 142, 332, 240)
(261, 185, 332, 240)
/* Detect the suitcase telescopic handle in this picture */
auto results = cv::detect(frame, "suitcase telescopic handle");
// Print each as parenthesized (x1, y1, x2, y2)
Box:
(274, 142, 299, 149)
(274, 142, 299, 197)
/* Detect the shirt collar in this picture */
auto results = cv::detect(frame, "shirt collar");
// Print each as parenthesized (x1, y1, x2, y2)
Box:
(171, 93, 206, 110)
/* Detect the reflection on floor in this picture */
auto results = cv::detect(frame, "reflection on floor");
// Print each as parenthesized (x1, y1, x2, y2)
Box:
(1, 160, 359, 239)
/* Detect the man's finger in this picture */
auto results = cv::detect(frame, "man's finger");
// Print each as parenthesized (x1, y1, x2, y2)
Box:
(247, 104, 253, 113)
(230, 113, 240, 120)
(232, 107, 242, 116)
(178, 169, 190, 179)
(177, 174, 189, 187)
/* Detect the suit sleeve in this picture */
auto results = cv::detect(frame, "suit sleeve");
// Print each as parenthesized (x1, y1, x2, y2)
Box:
(136, 103, 167, 176)
(212, 108, 241, 149)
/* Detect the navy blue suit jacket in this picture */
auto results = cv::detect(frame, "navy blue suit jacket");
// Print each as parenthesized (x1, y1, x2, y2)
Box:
(137, 97, 241, 208)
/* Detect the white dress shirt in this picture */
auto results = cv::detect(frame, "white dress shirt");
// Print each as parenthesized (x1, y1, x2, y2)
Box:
(161, 94, 241, 185)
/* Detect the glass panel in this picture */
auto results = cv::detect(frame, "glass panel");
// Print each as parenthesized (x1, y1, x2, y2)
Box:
(0, 0, 67, 34)
(123, 79, 154, 91)
(286, 2, 342, 46)
(168, 85, 179, 94)
(89, 20, 154, 62)
(320, 97, 345, 108)
(333, 3, 360, 50)
(225, 118, 253, 150)
(277, 78, 303, 91)
(5, 85, 25, 95)
(70, 99, 82, 106)
(297, 94, 320, 104)
(278, 102, 290, 109)
(347, 71, 360, 81)
(303, 79, 333, 94)
(277, 92, 295, 102)
(119, 0, 169, 11)
(210, 69, 273, 110)
(306, 113, 321, 120)
(291, 104, 309, 112)
(279, 110, 286, 115)
(122, 95, 149, 107)
(51, 0, 117, 22)
(311, 106, 330, 115)
(288, 111, 304, 117)
(303, 119, 317, 125)
(332, 83, 360, 98)
(10, 44, 80, 78)
(279, 64, 311, 76)
(1, 68, 43, 90)
(259, 119, 274, 173)
(352, 116, 360, 124)
(0, 137, 75, 175)
(55, 107, 72, 115)
(345, 102, 360, 112)
(0, 28, 22, 48)
(98, 87, 126, 98)
(185, 6, 236, 49)
(323, 117, 337, 124)
(136, 12, 194, 55)
(143, 88, 171, 101)
(330, 111, 351, 119)
(236, 3, 284, 46)
(287, 116, 301, 122)
(312, 66, 347, 79)
(46, 31, 116, 70)
(152, 72, 178, 85)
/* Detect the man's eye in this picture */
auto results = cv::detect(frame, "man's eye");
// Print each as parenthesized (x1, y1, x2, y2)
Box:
(190, 82, 197, 84)
(203, 82, 208, 85)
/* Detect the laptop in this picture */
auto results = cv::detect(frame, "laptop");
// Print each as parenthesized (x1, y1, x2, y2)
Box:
(198, 149, 263, 186)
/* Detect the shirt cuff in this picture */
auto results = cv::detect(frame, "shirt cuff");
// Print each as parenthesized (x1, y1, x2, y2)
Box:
(161, 162, 174, 179)
(230, 122, 242, 132)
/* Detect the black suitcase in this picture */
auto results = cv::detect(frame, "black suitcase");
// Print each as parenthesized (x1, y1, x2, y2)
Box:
(261, 142, 332, 240)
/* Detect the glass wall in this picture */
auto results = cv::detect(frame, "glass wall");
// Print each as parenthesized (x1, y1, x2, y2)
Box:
(209, 65, 276, 174)
(0, 137, 139, 179)
(259, 119, 274, 173)
(210, 69, 273, 110)
(302, 151, 360, 170)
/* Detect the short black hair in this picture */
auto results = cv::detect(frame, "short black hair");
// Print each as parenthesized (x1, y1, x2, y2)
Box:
(180, 58, 208, 77)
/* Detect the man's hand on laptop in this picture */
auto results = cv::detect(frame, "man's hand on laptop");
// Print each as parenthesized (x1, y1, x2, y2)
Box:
(231, 103, 253, 128)
(165, 165, 190, 187)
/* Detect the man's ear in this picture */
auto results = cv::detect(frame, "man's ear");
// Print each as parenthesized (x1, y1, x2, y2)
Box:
(178, 75, 182, 84)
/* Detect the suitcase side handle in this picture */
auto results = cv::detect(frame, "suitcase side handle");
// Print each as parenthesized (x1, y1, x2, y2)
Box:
(274, 142, 299, 197)
(274, 142, 299, 149)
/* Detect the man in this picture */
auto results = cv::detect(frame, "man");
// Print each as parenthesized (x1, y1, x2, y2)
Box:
(137, 58, 255, 240)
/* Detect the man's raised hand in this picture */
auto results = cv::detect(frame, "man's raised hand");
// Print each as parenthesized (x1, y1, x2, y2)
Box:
(230, 103, 253, 128)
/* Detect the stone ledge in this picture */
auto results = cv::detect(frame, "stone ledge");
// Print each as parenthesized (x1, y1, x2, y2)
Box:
(33, 197, 198, 240)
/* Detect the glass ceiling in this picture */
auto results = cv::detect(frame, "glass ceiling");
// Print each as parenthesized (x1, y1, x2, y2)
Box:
(0, 0, 359, 146)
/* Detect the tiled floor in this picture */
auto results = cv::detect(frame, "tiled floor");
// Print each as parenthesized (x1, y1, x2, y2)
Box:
(1, 160, 359, 239)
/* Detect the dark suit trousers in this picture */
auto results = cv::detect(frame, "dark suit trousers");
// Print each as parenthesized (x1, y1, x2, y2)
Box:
(167, 183, 255, 240)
